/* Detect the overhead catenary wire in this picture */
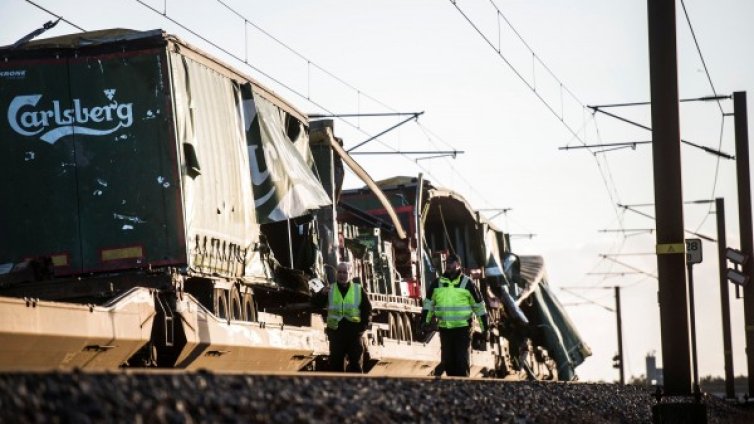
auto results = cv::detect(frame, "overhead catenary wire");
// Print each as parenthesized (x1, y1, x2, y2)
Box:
(131, 0, 525, 213)
(24, 0, 85, 32)
(592, 118, 626, 232)
(448, 0, 629, 270)
(588, 106, 733, 159)
(677, 0, 731, 225)
(589, 95, 730, 109)
(132, 0, 453, 187)
(559, 287, 614, 312)
(350, 150, 463, 156)
(573, 2, 731, 218)
(696, 117, 728, 232)
(617, 204, 716, 242)
(448, 2, 627, 273)
(132, 2, 389, 146)
(213, 0, 397, 114)
(585, 2, 730, 237)
(599, 255, 657, 280)
(211, 0, 472, 185)
(486, 0, 586, 109)
(449, 0, 587, 145)
(679, 0, 725, 116)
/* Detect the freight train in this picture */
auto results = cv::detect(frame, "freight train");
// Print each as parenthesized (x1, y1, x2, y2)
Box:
(0, 29, 591, 379)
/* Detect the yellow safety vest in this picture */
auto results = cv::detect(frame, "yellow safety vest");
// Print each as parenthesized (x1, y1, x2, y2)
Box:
(424, 275, 486, 329)
(327, 282, 362, 330)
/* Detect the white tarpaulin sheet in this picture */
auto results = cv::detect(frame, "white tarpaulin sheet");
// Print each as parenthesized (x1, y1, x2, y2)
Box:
(243, 91, 330, 223)
(169, 52, 259, 277)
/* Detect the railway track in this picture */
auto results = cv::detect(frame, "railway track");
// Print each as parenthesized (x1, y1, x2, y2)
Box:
(0, 370, 751, 423)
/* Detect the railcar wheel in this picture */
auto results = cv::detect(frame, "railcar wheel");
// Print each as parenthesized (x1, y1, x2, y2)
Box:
(214, 288, 228, 320)
(401, 313, 413, 342)
(229, 286, 242, 321)
(391, 311, 405, 341)
(242, 292, 257, 322)
(387, 312, 396, 339)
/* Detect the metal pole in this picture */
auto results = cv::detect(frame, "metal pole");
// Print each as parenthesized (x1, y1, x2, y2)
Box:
(733, 91, 754, 395)
(687, 263, 700, 395)
(416, 173, 425, 298)
(346, 111, 424, 152)
(287, 218, 294, 268)
(615, 286, 625, 385)
(716, 197, 735, 399)
(646, 0, 692, 395)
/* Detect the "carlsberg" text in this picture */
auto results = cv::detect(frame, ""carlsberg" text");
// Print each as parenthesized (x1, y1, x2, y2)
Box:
(7, 91, 134, 144)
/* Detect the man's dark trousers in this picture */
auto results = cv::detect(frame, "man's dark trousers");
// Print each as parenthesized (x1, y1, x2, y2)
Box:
(439, 326, 471, 377)
(328, 324, 364, 372)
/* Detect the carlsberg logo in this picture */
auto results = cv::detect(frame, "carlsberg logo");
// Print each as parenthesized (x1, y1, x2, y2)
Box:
(7, 89, 133, 143)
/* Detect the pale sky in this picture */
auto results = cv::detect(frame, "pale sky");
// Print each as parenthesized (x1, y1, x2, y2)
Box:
(3, 0, 754, 383)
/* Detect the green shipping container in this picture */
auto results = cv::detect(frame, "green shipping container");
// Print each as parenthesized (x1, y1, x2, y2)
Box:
(0, 29, 302, 278)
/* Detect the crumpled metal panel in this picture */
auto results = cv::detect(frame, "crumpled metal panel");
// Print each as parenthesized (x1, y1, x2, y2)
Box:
(515, 255, 546, 301)
(535, 282, 593, 379)
(515, 255, 592, 380)
(170, 52, 257, 278)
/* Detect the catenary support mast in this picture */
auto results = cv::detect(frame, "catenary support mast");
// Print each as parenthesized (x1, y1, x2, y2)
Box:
(733, 91, 754, 395)
(646, 0, 692, 395)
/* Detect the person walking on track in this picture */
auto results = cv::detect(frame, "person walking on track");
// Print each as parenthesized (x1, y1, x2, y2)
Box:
(421, 254, 488, 377)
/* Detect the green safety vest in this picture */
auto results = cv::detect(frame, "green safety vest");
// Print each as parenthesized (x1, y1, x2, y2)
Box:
(327, 282, 362, 330)
(424, 275, 486, 330)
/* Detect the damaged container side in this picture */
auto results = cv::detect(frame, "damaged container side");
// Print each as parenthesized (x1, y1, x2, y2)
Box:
(166, 45, 258, 279)
(0, 32, 271, 279)
(0, 41, 185, 275)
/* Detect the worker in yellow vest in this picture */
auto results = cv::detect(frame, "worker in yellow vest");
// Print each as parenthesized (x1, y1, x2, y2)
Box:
(315, 262, 372, 372)
(421, 254, 488, 377)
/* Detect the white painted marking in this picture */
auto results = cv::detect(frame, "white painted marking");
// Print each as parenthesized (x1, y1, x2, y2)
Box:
(113, 213, 146, 224)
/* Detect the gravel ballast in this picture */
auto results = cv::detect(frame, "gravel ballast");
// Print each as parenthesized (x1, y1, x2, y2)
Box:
(0, 372, 752, 423)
